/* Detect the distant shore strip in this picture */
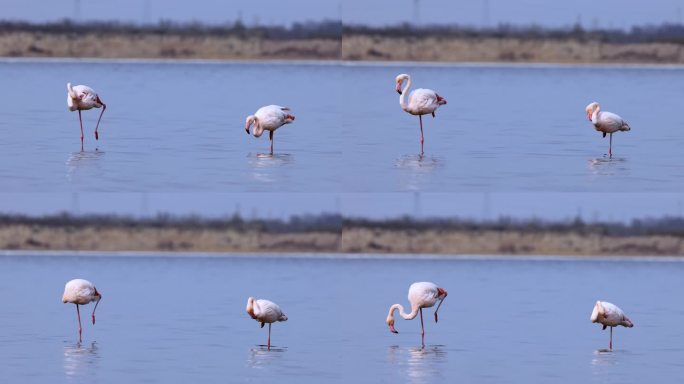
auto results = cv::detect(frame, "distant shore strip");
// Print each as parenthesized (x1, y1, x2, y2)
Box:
(1, 214, 682, 256)
(1, 21, 683, 63)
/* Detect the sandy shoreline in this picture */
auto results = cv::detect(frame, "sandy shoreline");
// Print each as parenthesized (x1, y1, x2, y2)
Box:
(1, 222, 682, 257)
(342, 35, 684, 64)
(2, 29, 683, 64)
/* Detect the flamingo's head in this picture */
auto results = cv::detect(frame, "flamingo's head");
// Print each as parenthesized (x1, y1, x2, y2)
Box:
(245, 115, 256, 135)
(386, 316, 398, 334)
(395, 74, 409, 95)
(585, 102, 600, 121)
(285, 114, 296, 124)
(246, 297, 257, 319)
(590, 300, 607, 323)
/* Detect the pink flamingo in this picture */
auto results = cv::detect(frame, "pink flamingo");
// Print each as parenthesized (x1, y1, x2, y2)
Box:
(246, 297, 288, 350)
(62, 279, 102, 342)
(585, 102, 631, 158)
(67, 83, 107, 150)
(395, 74, 447, 154)
(245, 105, 296, 155)
(386, 282, 448, 348)
(590, 300, 634, 350)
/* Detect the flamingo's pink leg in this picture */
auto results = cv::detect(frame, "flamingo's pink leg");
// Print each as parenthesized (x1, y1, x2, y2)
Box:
(420, 308, 425, 348)
(78, 110, 84, 151)
(419, 115, 424, 154)
(609, 327, 613, 350)
(269, 131, 274, 155)
(609, 133, 613, 158)
(75, 304, 82, 342)
(267, 323, 272, 350)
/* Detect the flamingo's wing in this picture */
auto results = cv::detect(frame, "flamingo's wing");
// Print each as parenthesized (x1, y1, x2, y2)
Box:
(597, 111, 626, 132)
(256, 299, 283, 322)
(73, 85, 98, 104)
(408, 89, 439, 114)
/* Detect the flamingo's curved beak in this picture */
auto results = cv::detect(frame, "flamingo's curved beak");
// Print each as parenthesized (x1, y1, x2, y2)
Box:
(587, 113, 593, 121)
(389, 324, 398, 334)
(396, 82, 402, 95)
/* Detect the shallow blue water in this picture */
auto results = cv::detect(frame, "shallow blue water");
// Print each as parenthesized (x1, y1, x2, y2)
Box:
(341, 63, 684, 191)
(0, 253, 682, 383)
(0, 60, 342, 192)
(1, 60, 683, 192)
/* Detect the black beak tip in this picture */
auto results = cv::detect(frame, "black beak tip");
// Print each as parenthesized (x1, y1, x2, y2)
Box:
(392, 330, 399, 334)
(396, 90, 402, 95)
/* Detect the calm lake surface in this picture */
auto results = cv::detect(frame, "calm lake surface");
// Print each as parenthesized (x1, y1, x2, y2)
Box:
(0, 59, 342, 192)
(1, 253, 683, 383)
(342, 63, 684, 192)
(1, 60, 683, 192)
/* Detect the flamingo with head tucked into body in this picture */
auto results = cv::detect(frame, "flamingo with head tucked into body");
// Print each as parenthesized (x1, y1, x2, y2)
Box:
(585, 102, 631, 158)
(591, 300, 633, 350)
(246, 297, 288, 350)
(67, 83, 106, 150)
(245, 105, 295, 155)
(395, 74, 447, 154)
(62, 278, 102, 342)
(386, 281, 448, 348)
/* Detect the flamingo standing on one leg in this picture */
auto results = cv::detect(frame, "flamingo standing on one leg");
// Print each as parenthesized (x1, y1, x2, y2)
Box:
(67, 83, 107, 150)
(246, 297, 288, 350)
(62, 279, 102, 342)
(386, 282, 448, 348)
(590, 300, 633, 351)
(585, 102, 631, 158)
(245, 105, 295, 155)
(395, 74, 447, 154)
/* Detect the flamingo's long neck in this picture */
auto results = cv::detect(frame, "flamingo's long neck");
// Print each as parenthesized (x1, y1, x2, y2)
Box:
(399, 77, 412, 111)
(389, 303, 419, 321)
(67, 83, 77, 99)
(591, 107, 600, 125)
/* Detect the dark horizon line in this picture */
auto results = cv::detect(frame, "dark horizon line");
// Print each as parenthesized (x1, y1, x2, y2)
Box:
(2, 18, 683, 31)
(2, 212, 684, 236)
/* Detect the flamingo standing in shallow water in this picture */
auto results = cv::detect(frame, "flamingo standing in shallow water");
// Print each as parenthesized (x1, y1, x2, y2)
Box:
(67, 83, 107, 150)
(395, 74, 447, 154)
(590, 300, 633, 350)
(246, 297, 288, 350)
(585, 102, 631, 158)
(62, 279, 102, 342)
(386, 282, 448, 348)
(245, 105, 295, 155)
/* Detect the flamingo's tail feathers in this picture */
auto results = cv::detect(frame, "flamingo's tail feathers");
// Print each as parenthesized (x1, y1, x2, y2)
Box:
(621, 122, 631, 131)
(279, 314, 288, 322)
(280, 107, 291, 111)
